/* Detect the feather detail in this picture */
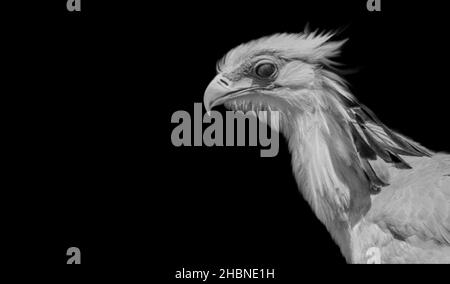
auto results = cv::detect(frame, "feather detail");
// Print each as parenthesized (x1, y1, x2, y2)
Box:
(360, 126, 394, 163)
(335, 100, 433, 188)
(361, 159, 390, 187)
(349, 123, 377, 160)
(346, 103, 431, 172)
(356, 105, 431, 157)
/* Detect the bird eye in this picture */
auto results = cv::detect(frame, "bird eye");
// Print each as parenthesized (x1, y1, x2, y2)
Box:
(255, 62, 277, 79)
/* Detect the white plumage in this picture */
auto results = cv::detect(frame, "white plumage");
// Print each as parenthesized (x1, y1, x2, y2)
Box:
(204, 30, 450, 263)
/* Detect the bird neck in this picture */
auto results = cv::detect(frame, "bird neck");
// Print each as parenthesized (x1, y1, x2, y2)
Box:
(284, 106, 372, 261)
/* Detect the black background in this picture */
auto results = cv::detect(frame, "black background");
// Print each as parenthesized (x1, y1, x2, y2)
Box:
(5, 0, 449, 279)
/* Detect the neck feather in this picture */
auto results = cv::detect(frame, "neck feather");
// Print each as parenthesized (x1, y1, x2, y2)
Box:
(281, 96, 373, 261)
(286, 109, 350, 223)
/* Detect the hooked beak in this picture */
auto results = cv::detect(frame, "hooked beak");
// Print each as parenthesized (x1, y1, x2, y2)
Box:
(203, 75, 232, 112)
(203, 74, 254, 112)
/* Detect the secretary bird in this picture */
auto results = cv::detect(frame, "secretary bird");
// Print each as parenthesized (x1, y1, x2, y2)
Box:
(203, 31, 450, 263)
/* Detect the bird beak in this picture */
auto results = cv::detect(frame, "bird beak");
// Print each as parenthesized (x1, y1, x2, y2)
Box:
(204, 74, 233, 112)
(204, 74, 253, 112)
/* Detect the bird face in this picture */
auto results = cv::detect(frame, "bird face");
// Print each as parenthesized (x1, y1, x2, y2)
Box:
(204, 50, 316, 116)
(204, 32, 346, 123)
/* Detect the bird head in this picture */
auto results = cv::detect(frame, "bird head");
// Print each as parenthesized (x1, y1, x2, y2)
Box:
(204, 31, 349, 133)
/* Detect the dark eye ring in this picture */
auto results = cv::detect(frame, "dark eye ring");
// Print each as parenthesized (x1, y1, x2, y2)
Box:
(255, 62, 277, 79)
